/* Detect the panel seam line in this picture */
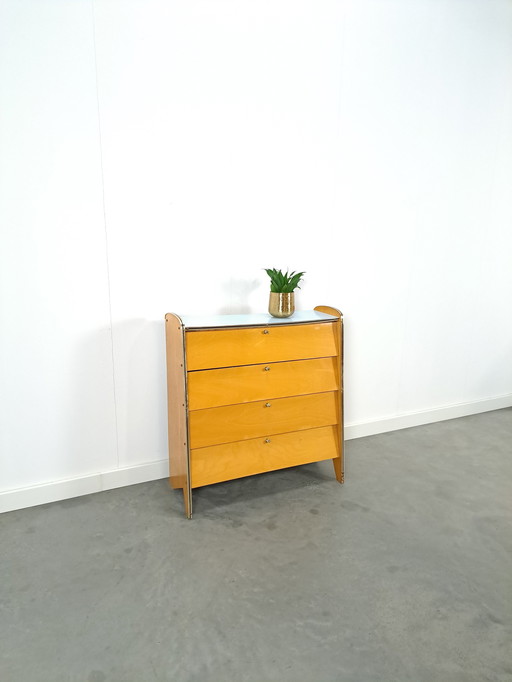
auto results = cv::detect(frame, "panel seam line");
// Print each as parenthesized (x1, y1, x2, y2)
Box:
(91, 0, 120, 469)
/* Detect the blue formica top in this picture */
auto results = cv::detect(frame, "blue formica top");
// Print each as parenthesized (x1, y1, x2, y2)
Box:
(180, 310, 338, 330)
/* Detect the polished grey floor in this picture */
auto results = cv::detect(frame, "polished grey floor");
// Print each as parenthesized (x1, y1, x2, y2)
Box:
(1, 409, 511, 682)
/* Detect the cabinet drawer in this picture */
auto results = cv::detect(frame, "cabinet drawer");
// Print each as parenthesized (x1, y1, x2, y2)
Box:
(189, 391, 338, 449)
(191, 425, 339, 488)
(185, 322, 337, 371)
(187, 357, 338, 410)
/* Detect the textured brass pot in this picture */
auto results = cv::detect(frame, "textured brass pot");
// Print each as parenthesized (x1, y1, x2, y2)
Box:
(268, 292, 295, 318)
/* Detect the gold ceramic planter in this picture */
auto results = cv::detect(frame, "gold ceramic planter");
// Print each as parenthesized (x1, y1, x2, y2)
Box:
(268, 292, 294, 318)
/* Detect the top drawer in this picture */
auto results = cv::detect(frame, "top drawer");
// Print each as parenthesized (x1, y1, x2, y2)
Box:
(186, 322, 337, 371)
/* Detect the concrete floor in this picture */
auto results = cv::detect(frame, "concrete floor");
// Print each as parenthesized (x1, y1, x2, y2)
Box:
(1, 409, 511, 682)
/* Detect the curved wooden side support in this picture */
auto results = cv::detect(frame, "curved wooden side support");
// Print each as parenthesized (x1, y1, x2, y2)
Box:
(164, 313, 192, 518)
(314, 306, 344, 484)
(314, 305, 343, 319)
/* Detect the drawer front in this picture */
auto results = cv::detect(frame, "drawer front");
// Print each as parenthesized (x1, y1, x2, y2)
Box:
(191, 425, 339, 488)
(187, 357, 338, 410)
(185, 322, 337, 371)
(189, 391, 338, 449)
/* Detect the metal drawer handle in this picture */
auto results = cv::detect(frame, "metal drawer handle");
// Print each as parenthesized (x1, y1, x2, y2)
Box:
(264, 402, 271, 408)
(264, 438, 271, 444)
(264, 366, 270, 371)
(263, 329, 269, 334)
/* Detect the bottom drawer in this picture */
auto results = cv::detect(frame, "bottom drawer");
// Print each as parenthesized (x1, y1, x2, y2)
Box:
(190, 425, 339, 488)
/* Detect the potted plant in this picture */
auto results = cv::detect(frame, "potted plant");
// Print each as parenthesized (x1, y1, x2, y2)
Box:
(264, 268, 305, 318)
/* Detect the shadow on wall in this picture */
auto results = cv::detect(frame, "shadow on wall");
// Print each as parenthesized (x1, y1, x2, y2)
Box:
(107, 284, 260, 476)
(217, 278, 261, 314)
(107, 277, 265, 472)
(60, 324, 118, 482)
(109, 318, 169, 470)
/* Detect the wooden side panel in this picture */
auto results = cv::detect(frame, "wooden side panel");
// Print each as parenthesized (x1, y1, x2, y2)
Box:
(164, 313, 192, 518)
(315, 306, 344, 483)
(187, 357, 338, 410)
(190, 426, 339, 488)
(185, 322, 337, 371)
(189, 392, 338, 449)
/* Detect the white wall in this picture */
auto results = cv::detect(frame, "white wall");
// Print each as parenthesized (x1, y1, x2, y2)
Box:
(1, 0, 511, 512)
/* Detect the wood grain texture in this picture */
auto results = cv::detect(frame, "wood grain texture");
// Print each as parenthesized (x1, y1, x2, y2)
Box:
(185, 322, 337, 371)
(164, 313, 192, 518)
(189, 392, 339, 449)
(165, 306, 344, 516)
(187, 357, 339, 410)
(190, 426, 339, 488)
(315, 306, 344, 483)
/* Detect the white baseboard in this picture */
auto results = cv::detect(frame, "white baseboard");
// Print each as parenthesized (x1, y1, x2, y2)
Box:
(1, 395, 511, 515)
(344, 394, 512, 440)
(0, 460, 169, 515)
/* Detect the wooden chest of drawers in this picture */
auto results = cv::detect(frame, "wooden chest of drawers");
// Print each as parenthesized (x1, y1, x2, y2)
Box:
(164, 306, 344, 518)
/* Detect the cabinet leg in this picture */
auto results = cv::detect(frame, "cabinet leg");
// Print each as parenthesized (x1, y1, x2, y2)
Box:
(182, 487, 193, 519)
(332, 457, 344, 483)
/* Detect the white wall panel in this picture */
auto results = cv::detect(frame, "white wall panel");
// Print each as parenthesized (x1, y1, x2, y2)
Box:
(93, 0, 345, 467)
(336, 0, 512, 421)
(1, 0, 511, 508)
(0, 0, 117, 490)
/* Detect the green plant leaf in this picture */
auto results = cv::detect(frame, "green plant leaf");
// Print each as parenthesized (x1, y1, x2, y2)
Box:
(264, 267, 305, 293)
(288, 272, 305, 291)
(265, 268, 277, 292)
